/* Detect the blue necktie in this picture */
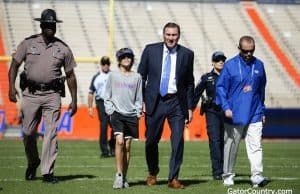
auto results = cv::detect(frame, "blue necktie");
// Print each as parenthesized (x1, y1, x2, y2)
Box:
(160, 50, 171, 97)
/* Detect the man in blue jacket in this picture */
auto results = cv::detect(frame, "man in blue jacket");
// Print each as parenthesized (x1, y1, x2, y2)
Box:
(216, 36, 268, 187)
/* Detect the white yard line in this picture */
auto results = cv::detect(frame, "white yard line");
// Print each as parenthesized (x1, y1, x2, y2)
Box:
(0, 176, 298, 182)
(0, 155, 298, 160)
(0, 164, 298, 168)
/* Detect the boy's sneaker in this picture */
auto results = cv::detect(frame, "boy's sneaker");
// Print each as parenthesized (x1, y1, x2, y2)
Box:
(123, 177, 129, 188)
(223, 174, 234, 186)
(113, 173, 123, 189)
(251, 175, 269, 188)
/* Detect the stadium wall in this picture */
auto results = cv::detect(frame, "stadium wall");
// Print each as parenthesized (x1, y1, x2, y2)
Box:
(1, 107, 300, 140)
(263, 108, 300, 138)
(0, 107, 208, 141)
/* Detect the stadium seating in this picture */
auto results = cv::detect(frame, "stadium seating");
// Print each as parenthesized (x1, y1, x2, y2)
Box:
(0, 0, 299, 108)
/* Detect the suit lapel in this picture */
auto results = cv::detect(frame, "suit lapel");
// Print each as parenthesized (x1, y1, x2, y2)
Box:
(156, 43, 164, 77)
(175, 45, 182, 84)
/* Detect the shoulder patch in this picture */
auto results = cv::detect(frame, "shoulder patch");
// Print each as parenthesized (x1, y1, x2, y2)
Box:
(207, 76, 214, 80)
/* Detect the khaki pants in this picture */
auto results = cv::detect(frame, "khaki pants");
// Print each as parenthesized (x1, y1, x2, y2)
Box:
(21, 89, 61, 175)
(223, 122, 263, 178)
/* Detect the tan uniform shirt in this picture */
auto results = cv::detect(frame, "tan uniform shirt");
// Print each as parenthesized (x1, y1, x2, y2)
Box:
(13, 34, 76, 83)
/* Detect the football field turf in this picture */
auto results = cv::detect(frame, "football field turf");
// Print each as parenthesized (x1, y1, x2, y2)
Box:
(0, 139, 299, 194)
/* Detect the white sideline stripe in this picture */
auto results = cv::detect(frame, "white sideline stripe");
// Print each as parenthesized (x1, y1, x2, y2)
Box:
(0, 156, 298, 160)
(0, 176, 298, 182)
(0, 164, 298, 168)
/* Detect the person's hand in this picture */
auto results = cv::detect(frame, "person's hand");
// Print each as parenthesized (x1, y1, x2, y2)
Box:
(68, 101, 77, 117)
(262, 116, 266, 125)
(88, 107, 93, 118)
(185, 109, 193, 124)
(142, 103, 146, 113)
(225, 109, 232, 119)
(9, 87, 19, 103)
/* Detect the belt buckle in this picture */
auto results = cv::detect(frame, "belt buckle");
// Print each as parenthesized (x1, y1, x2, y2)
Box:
(161, 93, 176, 101)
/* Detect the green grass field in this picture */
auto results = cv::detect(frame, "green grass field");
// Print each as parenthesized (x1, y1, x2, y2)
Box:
(0, 139, 299, 194)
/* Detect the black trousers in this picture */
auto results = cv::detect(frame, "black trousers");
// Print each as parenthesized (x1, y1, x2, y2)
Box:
(145, 96, 185, 181)
(205, 110, 224, 176)
(96, 99, 115, 156)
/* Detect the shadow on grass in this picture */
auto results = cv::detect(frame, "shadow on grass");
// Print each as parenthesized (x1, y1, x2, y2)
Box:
(35, 174, 97, 182)
(235, 178, 271, 187)
(234, 179, 251, 185)
(57, 174, 97, 181)
(129, 179, 205, 187)
(235, 173, 250, 177)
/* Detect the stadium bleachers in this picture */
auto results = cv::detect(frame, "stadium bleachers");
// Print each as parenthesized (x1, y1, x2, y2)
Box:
(259, 4, 300, 71)
(0, 0, 299, 108)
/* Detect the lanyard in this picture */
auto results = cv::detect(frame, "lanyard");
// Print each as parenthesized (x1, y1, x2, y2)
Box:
(238, 59, 255, 83)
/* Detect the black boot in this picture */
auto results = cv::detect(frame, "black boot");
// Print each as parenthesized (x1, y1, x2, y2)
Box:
(25, 159, 40, 181)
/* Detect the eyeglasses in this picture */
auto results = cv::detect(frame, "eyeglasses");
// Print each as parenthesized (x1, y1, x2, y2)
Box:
(213, 59, 226, 63)
(240, 48, 255, 54)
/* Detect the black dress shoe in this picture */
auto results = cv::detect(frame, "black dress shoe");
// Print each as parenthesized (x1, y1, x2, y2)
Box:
(101, 153, 110, 158)
(42, 174, 58, 184)
(25, 159, 41, 181)
(213, 175, 223, 180)
(110, 150, 115, 157)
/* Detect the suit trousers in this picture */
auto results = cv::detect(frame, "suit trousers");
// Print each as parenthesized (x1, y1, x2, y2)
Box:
(145, 96, 185, 180)
(223, 122, 263, 178)
(96, 99, 114, 156)
(21, 89, 61, 175)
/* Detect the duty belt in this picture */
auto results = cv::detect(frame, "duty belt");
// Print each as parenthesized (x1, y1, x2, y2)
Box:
(209, 103, 222, 112)
(28, 81, 53, 91)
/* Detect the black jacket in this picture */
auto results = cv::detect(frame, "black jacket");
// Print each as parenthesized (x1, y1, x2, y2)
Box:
(193, 69, 221, 113)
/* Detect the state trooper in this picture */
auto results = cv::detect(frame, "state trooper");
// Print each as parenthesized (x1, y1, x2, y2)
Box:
(193, 51, 226, 180)
(8, 9, 77, 183)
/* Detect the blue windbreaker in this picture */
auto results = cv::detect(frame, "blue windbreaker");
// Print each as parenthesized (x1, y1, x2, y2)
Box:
(216, 54, 266, 125)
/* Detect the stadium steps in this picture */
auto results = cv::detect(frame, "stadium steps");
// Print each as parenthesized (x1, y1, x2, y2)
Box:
(188, 3, 216, 75)
(98, 1, 118, 56)
(259, 4, 300, 73)
(250, 3, 300, 104)
(249, 3, 300, 89)
(76, 1, 110, 58)
(1, 1, 299, 108)
(119, 1, 143, 51)
(285, 6, 300, 68)
(74, 2, 96, 57)
(165, 2, 202, 74)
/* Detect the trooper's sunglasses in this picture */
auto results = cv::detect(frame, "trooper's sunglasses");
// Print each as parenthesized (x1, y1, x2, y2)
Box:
(213, 58, 226, 63)
(240, 48, 255, 54)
